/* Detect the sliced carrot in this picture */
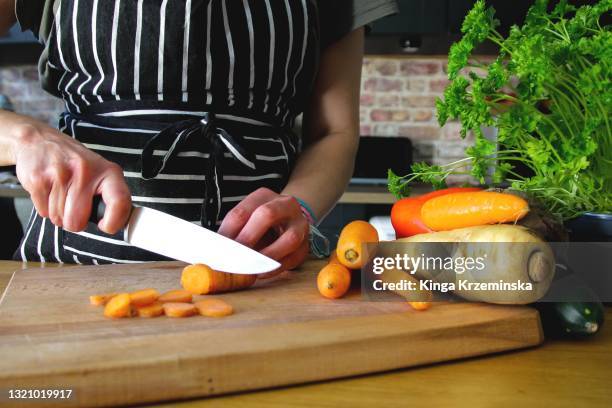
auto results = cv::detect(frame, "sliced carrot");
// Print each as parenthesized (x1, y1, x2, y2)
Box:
(159, 289, 193, 303)
(89, 293, 118, 306)
(163, 302, 197, 318)
(317, 263, 352, 299)
(129, 288, 160, 307)
(103, 293, 132, 318)
(408, 301, 431, 311)
(421, 191, 529, 231)
(336, 221, 379, 269)
(135, 301, 164, 318)
(181, 264, 257, 295)
(195, 299, 234, 317)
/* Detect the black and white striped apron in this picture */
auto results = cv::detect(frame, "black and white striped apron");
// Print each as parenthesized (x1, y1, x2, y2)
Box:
(16, 0, 320, 264)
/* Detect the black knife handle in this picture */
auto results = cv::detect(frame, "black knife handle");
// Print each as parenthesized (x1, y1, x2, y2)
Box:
(89, 195, 106, 224)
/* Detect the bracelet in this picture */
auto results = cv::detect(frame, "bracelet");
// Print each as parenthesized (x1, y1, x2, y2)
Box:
(292, 196, 318, 226)
(292, 196, 330, 258)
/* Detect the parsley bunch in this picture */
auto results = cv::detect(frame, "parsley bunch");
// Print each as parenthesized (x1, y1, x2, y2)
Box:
(389, 0, 612, 220)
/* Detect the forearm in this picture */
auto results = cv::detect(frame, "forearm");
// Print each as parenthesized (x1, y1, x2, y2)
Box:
(0, 109, 29, 166)
(282, 131, 358, 222)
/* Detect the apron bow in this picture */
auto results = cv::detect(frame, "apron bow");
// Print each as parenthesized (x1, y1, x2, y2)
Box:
(141, 112, 256, 228)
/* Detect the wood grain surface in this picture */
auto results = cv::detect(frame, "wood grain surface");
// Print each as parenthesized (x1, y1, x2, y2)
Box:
(0, 261, 543, 407)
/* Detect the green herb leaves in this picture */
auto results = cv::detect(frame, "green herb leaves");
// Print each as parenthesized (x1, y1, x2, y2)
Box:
(389, 0, 612, 220)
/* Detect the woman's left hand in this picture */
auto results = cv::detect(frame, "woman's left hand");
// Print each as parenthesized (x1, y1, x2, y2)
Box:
(217, 187, 310, 278)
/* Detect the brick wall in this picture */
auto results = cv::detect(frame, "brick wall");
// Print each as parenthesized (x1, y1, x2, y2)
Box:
(0, 65, 65, 126)
(1, 57, 470, 179)
(360, 56, 471, 182)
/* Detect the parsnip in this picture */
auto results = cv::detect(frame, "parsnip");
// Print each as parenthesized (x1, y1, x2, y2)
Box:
(389, 225, 555, 304)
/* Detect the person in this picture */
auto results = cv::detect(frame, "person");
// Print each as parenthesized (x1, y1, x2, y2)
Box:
(0, 0, 398, 273)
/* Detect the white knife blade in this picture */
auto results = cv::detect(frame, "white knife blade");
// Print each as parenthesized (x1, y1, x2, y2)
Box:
(123, 206, 280, 274)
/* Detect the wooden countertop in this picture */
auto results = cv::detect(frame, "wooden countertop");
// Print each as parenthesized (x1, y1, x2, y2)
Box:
(1, 261, 610, 407)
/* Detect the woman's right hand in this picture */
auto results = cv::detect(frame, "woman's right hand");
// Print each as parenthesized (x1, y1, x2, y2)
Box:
(3, 112, 132, 234)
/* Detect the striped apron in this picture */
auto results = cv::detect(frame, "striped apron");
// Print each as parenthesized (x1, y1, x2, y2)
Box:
(16, 0, 320, 264)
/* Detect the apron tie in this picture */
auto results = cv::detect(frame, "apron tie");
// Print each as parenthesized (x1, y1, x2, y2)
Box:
(141, 112, 256, 228)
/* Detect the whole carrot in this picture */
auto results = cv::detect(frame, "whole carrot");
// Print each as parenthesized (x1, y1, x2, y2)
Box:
(421, 191, 529, 231)
(336, 221, 379, 269)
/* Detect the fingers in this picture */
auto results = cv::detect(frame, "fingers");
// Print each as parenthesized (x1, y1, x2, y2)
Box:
(217, 187, 277, 239)
(28, 179, 51, 220)
(96, 165, 132, 235)
(258, 240, 309, 279)
(48, 174, 69, 228)
(260, 217, 309, 261)
(234, 195, 300, 248)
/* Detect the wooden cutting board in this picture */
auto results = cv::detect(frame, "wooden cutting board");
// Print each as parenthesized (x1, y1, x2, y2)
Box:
(0, 261, 543, 407)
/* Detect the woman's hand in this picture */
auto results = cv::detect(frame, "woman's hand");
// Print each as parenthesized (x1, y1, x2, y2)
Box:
(2, 111, 132, 234)
(217, 187, 310, 276)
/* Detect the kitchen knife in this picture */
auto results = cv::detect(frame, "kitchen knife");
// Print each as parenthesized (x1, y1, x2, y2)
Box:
(89, 197, 280, 274)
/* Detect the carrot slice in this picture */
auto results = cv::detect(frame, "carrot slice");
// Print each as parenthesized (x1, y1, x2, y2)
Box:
(195, 299, 234, 317)
(163, 302, 197, 318)
(159, 290, 193, 303)
(90, 293, 118, 306)
(103, 293, 132, 318)
(181, 264, 256, 295)
(135, 301, 164, 318)
(129, 288, 160, 307)
(408, 301, 431, 311)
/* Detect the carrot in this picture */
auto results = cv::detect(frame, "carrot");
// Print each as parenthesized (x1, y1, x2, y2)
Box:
(336, 221, 379, 269)
(163, 302, 197, 318)
(129, 288, 160, 307)
(408, 301, 431, 311)
(159, 289, 193, 303)
(328, 251, 342, 265)
(195, 299, 234, 317)
(181, 264, 257, 295)
(421, 191, 529, 231)
(391, 198, 431, 238)
(103, 293, 132, 318)
(317, 263, 351, 299)
(417, 187, 481, 202)
(89, 293, 118, 306)
(135, 302, 164, 318)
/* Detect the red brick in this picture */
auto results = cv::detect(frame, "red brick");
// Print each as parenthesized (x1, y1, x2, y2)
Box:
(412, 109, 433, 122)
(400, 61, 441, 76)
(363, 78, 403, 92)
(370, 109, 391, 122)
(373, 59, 398, 76)
(398, 126, 441, 140)
(371, 109, 410, 122)
(429, 78, 450, 93)
(360, 93, 375, 107)
(360, 125, 372, 136)
(402, 95, 437, 108)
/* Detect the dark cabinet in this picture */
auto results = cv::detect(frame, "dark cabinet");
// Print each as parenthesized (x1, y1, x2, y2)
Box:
(369, 0, 447, 35)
